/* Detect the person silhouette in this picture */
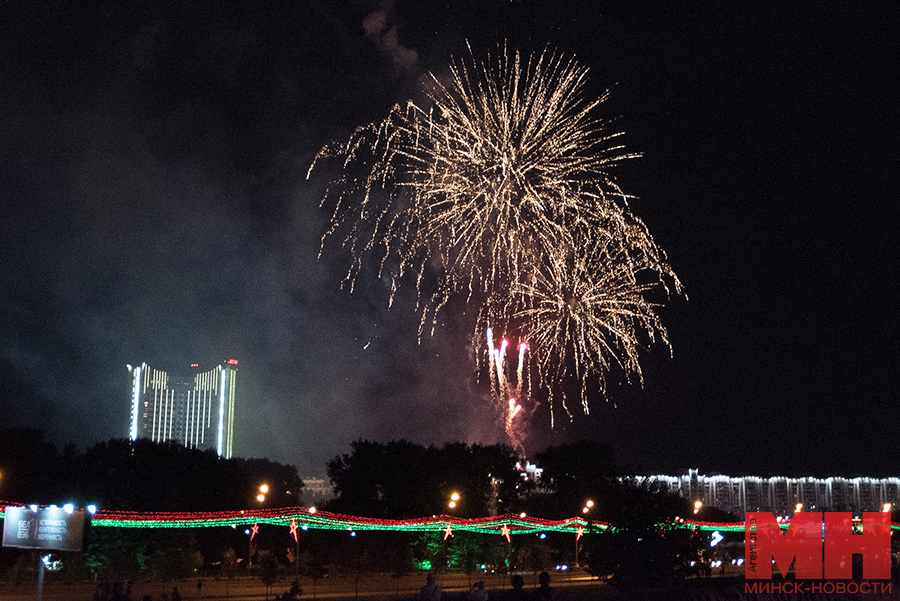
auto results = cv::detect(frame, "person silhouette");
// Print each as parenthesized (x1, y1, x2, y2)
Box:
(468, 580, 487, 601)
(419, 573, 441, 601)
(505, 575, 527, 601)
(533, 571, 557, 601)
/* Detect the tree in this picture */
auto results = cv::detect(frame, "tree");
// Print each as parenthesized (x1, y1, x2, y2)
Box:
(70, 439, 304, 512)
(222, 548, 239, 599)
(83, 528, 148, 581)
(0, 427, 62, 503)
(258, 551, 280, 601)
(531, 440, 621, 518)
(327, 439, 519, 518)
(299, 550, 328, 599)
(146, 532, 203, 582)
(584, 482, 695, 585)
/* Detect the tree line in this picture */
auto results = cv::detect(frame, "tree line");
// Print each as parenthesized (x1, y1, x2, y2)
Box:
(0, 429, 731, 585)
(0, 428, 303, 511)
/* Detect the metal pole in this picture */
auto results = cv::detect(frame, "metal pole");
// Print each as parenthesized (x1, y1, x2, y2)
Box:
(37, 553, 45, 601)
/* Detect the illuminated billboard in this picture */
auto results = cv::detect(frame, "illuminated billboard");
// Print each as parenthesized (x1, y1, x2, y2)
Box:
(2, 506, 87, 552)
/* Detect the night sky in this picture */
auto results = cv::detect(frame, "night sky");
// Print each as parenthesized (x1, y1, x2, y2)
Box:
(2, 2, 897, 480)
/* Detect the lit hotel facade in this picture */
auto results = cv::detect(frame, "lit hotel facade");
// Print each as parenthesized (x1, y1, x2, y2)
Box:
(128, 360, 237, 459)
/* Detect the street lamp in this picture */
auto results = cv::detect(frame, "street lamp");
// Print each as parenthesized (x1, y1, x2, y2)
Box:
(693, 500, 703, 515)
(257, 484, 269, 503)
(448, 492, 460, 509)
(576, 500, 594, 566)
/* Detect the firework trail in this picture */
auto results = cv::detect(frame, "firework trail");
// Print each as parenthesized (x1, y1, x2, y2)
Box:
(309, 45, 681, 439)
(487, 328, 528, 454)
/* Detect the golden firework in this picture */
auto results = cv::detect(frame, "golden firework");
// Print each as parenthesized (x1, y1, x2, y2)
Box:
(310, 46, 681, 425)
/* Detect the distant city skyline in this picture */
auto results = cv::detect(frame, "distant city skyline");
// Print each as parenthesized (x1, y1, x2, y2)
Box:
(128, 360, 237, 459)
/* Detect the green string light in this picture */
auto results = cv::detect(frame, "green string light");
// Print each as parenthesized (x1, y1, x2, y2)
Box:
(3, 503, 897, 535)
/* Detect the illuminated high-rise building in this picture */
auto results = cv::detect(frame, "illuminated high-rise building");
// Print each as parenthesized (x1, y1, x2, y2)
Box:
(127, 360, 238, 459)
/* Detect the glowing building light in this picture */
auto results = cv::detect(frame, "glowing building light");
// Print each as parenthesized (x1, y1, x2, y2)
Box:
(130, 365, 142, 440)
(217, 367, 226, 456)
(129, 362, 235, 458)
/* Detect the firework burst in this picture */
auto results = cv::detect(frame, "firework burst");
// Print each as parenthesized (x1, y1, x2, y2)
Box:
(309, 46, 681, 435)
(310, 47, 638, 329)
(508, 219, 679, 427)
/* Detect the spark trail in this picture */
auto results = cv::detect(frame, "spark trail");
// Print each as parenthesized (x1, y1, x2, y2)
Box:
(487, 328, 528, 453)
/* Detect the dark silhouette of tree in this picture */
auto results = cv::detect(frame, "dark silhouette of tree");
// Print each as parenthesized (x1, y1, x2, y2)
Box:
(83, 528, 148, 581)
(258, 550, 280, 600)
(300, 550, 328, 599)
(584, 482, 695, 584)
(222, 548, 239, 599)
(147, 533, 203, 582)
(447, 531, 485, 585)
(66, 438, 303, 512)
(0, 428, 63, 503)
(0, 431, 305, 580)
(530, 440, 621, 518)
(326, 439, 518, 518)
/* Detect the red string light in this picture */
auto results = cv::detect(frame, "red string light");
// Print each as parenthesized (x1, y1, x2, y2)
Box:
(2, 501, 891, 536)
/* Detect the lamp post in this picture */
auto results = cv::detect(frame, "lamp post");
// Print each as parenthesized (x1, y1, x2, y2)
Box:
(576, 500, 594, 567)
(245, 529, 253, 570)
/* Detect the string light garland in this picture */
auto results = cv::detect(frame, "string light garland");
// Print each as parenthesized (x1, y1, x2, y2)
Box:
(1, 503, 895, 536)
